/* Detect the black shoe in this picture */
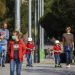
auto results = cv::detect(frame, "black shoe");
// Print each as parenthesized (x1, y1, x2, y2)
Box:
(26, 64, 30, 67)
(0, 64, 1, 66)
(55, 65, 58, 68)
(2, 64, 5, 67)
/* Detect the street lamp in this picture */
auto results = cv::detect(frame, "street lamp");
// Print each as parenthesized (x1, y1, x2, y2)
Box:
(34, 0, 37, 63)
(28, 0, 32, 38)
(41, 0, 44, 52)
(15, 0, 21, 31)
(37, 0, 40, 63)
(39, 0, 44, 62)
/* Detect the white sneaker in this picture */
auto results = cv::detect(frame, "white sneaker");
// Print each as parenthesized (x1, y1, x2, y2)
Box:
(66, 64, 70, 68)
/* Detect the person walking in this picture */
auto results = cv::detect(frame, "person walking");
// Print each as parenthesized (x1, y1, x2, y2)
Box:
(53, 40, 62, 68)
(62, 26, 74, 68)
(8, 31, 26, 75)
(26, 37, 34, 67)
(0, 22, 9, 67)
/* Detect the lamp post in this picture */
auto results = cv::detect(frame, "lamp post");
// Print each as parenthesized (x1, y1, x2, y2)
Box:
(34, 0, 37, 63)
(41, 0, 44, 53)
(34, 0, 37, 42)
(15, 0, 21, 31)
(40, 0, 42, 51)
(39, 0, 44, 62)
(37, 0, 40, 62)
(28, 0, 32, 38)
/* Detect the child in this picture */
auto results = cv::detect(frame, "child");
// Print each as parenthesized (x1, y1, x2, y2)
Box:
(53, 40, 61, 68)
(26, 37, 34, 67)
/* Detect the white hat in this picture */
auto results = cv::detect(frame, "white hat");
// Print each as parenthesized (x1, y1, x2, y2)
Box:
(55, 40, 60, 44)
(28, 37, 32, 41)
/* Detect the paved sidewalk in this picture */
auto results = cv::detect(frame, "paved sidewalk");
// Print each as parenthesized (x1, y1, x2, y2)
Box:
(0, 62, 75, 75)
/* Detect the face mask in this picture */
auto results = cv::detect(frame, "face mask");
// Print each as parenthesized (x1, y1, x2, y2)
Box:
(12, 36, 16, 40)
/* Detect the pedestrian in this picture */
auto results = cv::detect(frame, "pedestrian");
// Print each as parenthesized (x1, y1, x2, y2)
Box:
(62, 26, 74, 68)
(53, 40, 62, 68)
(0, 22, 9, 67)
(8, 31, 26, 75)
(26, 37, 34, 67)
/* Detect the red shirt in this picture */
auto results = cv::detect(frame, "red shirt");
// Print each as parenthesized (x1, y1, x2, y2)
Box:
(53, 45, 61, 55)
(26, 42, 34, 54)
(8, 39, 26, 62)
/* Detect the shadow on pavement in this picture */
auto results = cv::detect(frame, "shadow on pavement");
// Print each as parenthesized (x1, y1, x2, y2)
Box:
(22, 67, 75, 75)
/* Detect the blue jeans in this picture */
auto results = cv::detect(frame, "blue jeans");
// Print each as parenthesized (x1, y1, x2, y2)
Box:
(65, 51, 71, 65)
(54, 54, 61, 65)
(0, 45, 7, 65)
(10, 59, 22, 75)
(26, 54, 32, 66)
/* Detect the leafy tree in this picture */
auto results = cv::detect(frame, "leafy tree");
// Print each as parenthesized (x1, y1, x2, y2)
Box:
(5, 0, 15, 31)
(21, 4, 28, 34)
(41, 0, 75, 38)
(0, 0, 6, 20)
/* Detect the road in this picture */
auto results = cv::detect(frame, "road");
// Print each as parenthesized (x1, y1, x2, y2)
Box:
(0, 63, 75, 75)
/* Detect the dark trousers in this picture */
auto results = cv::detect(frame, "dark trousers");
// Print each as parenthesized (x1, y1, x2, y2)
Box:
(65, 51, 71, 65)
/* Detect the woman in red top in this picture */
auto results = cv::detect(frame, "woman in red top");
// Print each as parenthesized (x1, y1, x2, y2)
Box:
(53, 40, 61, 68)
(8, 31, 26, 75)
